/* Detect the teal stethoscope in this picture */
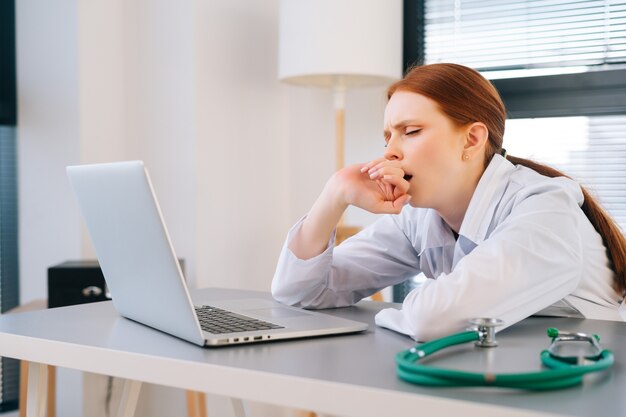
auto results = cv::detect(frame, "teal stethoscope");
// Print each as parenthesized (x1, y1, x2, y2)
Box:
(396, 318, 614, 390)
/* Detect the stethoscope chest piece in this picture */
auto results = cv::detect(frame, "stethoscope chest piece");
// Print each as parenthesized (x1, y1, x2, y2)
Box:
(469, 317, 505, 347)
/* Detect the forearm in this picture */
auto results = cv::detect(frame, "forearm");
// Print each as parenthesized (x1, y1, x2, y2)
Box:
(289, 178, 347, 260)
(273, 213, 420, 309)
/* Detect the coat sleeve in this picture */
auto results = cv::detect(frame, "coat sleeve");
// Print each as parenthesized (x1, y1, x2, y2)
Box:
(271, 213, 421, 309)
(375, 186, 585, 341)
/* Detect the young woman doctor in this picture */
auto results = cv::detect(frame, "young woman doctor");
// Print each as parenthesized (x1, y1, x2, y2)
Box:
(272, 63, 626, 341)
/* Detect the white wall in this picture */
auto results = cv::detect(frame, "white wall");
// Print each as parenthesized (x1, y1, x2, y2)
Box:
(16, 1, 390, 416)
(16, 0, 83, 305)
(17, 0, 292, 300)
(191, 0, 291, 290)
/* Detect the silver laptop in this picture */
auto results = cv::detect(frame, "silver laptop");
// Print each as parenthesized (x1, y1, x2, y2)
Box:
(66, 161, 367, 347)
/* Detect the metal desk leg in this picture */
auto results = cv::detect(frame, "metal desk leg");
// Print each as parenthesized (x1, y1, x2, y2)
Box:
(115, 379, 142, 417)
(26, 362, 48, 417)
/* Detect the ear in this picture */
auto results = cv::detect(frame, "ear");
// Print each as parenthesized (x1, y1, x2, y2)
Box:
(463, 122, 489, 156)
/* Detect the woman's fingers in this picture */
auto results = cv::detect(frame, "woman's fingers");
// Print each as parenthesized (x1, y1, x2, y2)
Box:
(360, 157, 387, 173)
(375, 179, 395, 201)
(360, 158, 403, 175)
(381, 174, 410, 196)
(373, 177, 409, 203)
(368, 165, 404, 181)
(365, 160, 404, 179)
(346, 161, 411, 215)
(373, 194, 412, 214)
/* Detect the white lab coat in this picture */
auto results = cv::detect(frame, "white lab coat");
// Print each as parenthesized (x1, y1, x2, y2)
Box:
(272, 155, 625, 341)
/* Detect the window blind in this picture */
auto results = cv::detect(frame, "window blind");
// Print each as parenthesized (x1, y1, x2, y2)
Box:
(505, 115, 626, 232)
(0, 126, 19, 411)
(0, 126, 19, 314)
(425, 0, 626, 71)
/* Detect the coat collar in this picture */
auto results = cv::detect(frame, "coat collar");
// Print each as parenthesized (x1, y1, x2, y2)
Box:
(459, 154, 515, 245)
(418, 154, 515, 254)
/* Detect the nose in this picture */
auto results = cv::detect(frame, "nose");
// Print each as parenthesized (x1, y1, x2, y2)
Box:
(384, 136, 403, 161)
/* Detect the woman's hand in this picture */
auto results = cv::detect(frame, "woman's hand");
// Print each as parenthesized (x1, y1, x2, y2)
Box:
(331, 159, 411, 215)
(289, 158, 411, 260)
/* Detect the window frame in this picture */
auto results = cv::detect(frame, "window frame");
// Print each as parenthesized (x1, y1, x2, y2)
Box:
(0, 0, 16, 125)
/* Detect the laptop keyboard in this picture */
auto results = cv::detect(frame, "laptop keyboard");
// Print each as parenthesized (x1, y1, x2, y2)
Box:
(195, 305, 284, 334)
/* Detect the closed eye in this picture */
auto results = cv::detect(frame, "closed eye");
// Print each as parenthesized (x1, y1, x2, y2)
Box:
(406, 129, 421, 136)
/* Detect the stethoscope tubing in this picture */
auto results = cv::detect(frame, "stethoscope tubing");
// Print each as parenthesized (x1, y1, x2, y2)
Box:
(396, 330, 614, 390)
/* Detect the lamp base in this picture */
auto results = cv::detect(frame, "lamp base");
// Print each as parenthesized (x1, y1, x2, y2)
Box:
(335, 224, 361, 245)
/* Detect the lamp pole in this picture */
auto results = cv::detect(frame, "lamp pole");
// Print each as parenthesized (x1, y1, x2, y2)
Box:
(334, 85, 347, 172)
(333, 85, 350, 230)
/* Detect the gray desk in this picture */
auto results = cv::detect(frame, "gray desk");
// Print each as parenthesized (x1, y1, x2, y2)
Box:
(0, 288, 624, 417)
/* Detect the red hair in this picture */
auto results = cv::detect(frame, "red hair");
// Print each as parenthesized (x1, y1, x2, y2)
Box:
(388, 63, 505, 165)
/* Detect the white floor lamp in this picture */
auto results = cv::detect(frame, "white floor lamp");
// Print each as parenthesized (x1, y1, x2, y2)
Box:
(278, 0, 403, 242)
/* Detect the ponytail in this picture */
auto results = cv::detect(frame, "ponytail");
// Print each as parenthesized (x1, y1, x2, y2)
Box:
(506, 154, 626, 296)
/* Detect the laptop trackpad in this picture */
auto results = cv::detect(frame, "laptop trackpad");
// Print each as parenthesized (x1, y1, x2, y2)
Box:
(246, 307, 311, 319)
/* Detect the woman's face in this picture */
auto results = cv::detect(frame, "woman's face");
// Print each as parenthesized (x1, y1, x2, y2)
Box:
(383, 90, 470, 210)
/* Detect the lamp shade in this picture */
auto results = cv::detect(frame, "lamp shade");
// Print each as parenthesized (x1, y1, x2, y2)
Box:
(278, 0, 403, 88)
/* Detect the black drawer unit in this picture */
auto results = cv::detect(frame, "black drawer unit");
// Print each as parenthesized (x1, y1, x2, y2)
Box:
(47, 260, 110, 308)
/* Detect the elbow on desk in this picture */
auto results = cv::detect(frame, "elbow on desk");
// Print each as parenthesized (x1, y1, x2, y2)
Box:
(271, 279, 345, 309)
(409, 316, 465, 342)
(402, 284, 583, 342)
(270, 279, 309, 308)
(398, 301, 477, 342)
(270, 280, 293, 305)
